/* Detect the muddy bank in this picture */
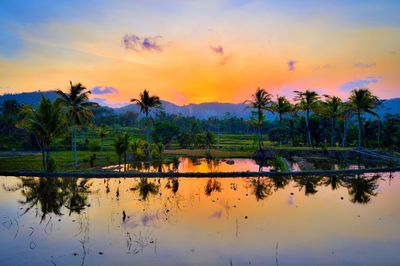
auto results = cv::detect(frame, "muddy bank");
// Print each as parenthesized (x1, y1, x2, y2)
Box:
(0, 167, 399, 178)
(253, 148, 397, 162)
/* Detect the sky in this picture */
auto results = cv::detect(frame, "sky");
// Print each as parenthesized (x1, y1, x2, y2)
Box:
(0, 0, 399, 107)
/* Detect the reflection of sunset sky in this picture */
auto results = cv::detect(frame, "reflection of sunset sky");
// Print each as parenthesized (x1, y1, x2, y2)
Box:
(1, 1, 399, 106)
(1, 173, 399, 264)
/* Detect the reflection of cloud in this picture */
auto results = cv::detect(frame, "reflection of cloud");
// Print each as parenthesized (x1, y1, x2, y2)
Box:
(288, 194, 294, 205)
(210, 45, 224, 55)
(209, 210, 223, 219)
(339, 76, 382, 92)
(141, 212, 159, 226)
(288, 60, 296, 71)
(91, 86, 118, 95)
(353, 62, 376, 68)
(122, 34, 163, 52)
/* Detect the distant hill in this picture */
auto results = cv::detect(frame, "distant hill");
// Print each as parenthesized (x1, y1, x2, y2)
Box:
(0, 90, 58, 107)
(1, 91, 399, 119)
(114, 101, 254, 119)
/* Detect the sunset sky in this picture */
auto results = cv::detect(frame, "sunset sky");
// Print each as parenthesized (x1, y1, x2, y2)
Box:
(0, 0, 399, 107)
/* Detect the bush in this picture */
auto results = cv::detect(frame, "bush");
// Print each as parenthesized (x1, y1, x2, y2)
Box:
(88, 140, 101, 151)
(47, 157, 56, 172)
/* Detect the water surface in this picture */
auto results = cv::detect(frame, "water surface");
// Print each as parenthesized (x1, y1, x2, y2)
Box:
(0, 172, 399, 265)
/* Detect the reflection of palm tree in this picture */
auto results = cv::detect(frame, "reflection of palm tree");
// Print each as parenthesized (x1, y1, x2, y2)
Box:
(323, 175, 344, 190)
(294, 175, 322, 195)
(17, 177, 91, 222)
(270, 176, 289, 191)
(133, 178, 159, 200)
(204, 178, 222, 196)
(345, 174, 379, 204)
(251, 177, 273, 201)
(165, 178, 180, 194)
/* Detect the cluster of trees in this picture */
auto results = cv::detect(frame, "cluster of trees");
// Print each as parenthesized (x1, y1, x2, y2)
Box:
(1, 83, 400, 172)
(246, 87, 387, 149)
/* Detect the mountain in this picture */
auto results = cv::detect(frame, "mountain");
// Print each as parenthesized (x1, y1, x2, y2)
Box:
(0, 90, 58, 107)
(114, 101, 254, 119)
(1, 91, 399, 119)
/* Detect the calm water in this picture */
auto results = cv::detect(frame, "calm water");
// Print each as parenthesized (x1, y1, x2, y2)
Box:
(1, 172, 399, 265)
(103, 157, 383, 172)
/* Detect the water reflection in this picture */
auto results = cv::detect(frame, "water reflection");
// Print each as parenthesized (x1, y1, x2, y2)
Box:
(0, 172, 397, 266)
(3, 177, 91, 222)
(344, 174, 380, 204)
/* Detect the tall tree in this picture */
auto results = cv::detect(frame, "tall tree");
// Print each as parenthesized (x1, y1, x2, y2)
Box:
(131, 90, 161, 162)
(97, 125, 108, 152)
(348, 88, 380, 148)
(17, 97, 64, 170)
(245, 88, 272, 149)
(114, 132, 130, 171)
(321, 95, 342, 146)
(294, 90, 320, 146)
(271, 96, 291, 122)
(56, 81, 98, 165)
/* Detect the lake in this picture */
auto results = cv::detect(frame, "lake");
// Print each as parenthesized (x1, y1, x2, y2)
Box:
(1, 171, 399, 265)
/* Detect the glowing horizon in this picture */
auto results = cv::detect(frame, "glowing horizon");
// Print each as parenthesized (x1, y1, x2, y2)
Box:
(0, 0, 399, 107)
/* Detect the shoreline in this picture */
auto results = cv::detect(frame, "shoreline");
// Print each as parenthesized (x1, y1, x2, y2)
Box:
(1, 167, 399, 178)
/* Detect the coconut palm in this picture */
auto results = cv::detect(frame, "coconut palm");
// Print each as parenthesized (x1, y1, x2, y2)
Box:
(245, 88, 272, 149)
(97, 125, 108, 152)
(131, 90, 162, 162)
(114, 132, 130, 171)
(56, 81, 98, 165)
(17, 97, 64, 170)
(321, 95, 342, 146)
(294, 90, 320, 146)
(271, 96, 291, 122)
(348, 88, 380, 148)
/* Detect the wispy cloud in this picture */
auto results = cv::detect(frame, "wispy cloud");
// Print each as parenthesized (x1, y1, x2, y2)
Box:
(91, 86, 118, 95)
(122, 34, 163, 52)
(353, 62, 376, 68)
(288, 60, 296, 71)
(210, 45, 232, 66)
(218, 55, 232, 67)
(339, 76, 382, 92)
(210, 45, 224, 55)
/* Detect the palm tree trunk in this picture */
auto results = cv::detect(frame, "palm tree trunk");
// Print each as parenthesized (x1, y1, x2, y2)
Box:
(124, 152, 127, 172)
(357, 111, 362, 149)
(258, 107, 263, 149)
(331, 117, 335, 146)
(73, 126, 77, 165)
(305, 109, 311, 146)
(42, 142, 46, 170)
(146, 114, 151, 163)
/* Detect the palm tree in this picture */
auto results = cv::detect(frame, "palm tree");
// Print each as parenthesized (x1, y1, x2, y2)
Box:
(245, 88, 272, 149)
(131, 90, 161, 162)
(114, 132, 130, 171)
(17, 97, 64, 170)
(271, 96, 291, 122)
(321, 95, 342, 146)
(97, 125, 108, 152)
(348, 88, 380, 149)
(56, 81, 98, 165)
(294, 90, 320, 146)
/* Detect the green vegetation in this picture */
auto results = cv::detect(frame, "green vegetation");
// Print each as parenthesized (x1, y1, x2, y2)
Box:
(0, 83, 399, 172)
